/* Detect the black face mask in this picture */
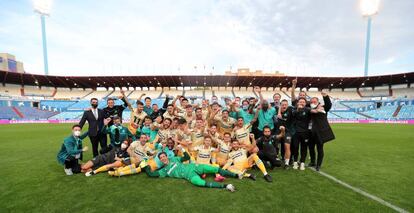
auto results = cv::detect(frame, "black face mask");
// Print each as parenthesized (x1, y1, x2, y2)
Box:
(91, 104, 98, 109)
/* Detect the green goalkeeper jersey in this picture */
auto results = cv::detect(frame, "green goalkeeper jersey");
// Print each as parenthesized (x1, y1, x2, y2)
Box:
(146, 152, 192, 179)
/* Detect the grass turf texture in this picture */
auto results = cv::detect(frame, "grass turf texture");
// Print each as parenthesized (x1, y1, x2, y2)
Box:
(0, 123, 412, 212)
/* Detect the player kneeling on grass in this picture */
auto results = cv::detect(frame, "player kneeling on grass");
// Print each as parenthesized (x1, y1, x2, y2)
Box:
(143, 145, 238, 192)
(223, 136, 273, 182)
(108, 134, 157, 177)
(57, 124, 89, 175)
(83, 140, 130, 176)
(256, 126, 285, 169)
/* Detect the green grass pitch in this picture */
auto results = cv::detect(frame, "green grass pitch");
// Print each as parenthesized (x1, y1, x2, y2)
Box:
(0, 123, 413, 212)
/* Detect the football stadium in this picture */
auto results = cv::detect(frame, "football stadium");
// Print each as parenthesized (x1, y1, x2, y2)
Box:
(1, 0, 413, 213)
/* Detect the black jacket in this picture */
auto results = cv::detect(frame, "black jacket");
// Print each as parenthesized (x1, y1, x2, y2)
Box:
(79, 109, 105, 137)
(103, 98, 127, 126)
(150, 96, 170, 120)
(311, 96, 335, 144)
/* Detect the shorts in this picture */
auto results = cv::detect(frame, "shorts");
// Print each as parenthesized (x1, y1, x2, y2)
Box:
(281, 133, 293, 144)
(216, 157, 228, 167)
(92, 149, 116, 169)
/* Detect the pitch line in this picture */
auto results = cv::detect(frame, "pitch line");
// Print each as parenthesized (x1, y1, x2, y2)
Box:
(310, 168, 409, 213)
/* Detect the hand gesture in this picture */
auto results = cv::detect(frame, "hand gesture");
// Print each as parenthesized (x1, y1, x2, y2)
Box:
(279, 126, 285, 131)
(249, 133, 255, 139)
(104, 118, 111, 125)
(292, 78, 297, 86)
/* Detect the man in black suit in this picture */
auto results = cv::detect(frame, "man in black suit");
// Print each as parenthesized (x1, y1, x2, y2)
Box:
(308, 92, 335, 171)
(79, 98, 107, 157)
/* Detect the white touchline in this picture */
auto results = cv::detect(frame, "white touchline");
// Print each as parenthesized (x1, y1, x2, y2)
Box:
(310, 168, 409, 213)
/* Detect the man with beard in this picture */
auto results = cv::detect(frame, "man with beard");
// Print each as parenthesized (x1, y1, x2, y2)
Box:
(277, 99, 295, 169)
(256, 126, 284, 169)
(150, 94, 170, 120)
(79, 98, 107, 157)
(103, 90, 130, 126)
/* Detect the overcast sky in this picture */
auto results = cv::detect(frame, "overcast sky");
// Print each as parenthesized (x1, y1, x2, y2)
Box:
(0, 0, 413, 77)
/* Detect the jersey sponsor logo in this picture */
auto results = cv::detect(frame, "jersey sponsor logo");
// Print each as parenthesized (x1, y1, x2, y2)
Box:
(231, 151, 244, 160)
(237, 132, 248, 139)
(167, 163, 178, 175)
(198, 153, 211, 158)
(220, 147, 230, 154)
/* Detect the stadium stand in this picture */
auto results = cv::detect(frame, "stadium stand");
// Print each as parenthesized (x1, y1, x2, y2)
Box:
(214, 87, 234, 99)
(128, 89, 162, 99)
(362, 105, 399, 120)
(0, 106, 19, 119)
(396, 105, 414, 119)
(0, 84, 22, 98)
(393, 87, 414, 99)
(0, 70, 413, 121)
(23, 86, 55, 98)
(15, 107, 58, 119)
(53, 88, 93, 99)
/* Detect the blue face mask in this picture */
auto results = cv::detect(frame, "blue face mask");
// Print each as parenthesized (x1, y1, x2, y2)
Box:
(242, 105, 248, 111)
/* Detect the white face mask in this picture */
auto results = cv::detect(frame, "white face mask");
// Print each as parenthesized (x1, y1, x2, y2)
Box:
(121, 143, 128, 149)
(73, 130, 81, 137)
(310, 104, 318, 109)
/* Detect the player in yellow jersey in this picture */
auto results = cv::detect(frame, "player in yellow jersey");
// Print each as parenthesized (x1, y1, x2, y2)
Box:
(233, 117, 255, 146)
(210, 109, 236, 136)
(223, 135, 273, 182)
(174, 118, 193, 159)
(191, 118, 206, 152)
(193, 136, 216, 165)
(128, 101, 148, 135)
(153, 118, 172, 145)
(193, 136, 227, 182)
(213, 132, 232, 167)
(108, 134, 156, 177)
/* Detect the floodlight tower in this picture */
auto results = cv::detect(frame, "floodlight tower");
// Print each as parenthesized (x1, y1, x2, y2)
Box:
(360, 0, 380, 77)
(33, 0, 52, 75)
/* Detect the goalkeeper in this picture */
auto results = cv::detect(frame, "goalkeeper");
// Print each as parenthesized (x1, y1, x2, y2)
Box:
(143, 145, 239, 192)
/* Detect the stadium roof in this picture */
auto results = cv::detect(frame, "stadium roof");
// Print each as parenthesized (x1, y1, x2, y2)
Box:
(1, 70, 413, 90)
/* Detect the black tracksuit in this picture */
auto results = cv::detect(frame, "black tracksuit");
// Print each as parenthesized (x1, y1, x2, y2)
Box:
(292, 107, 312, 163)
(309, 96, 335, 167)
(256, 135, 282, 168)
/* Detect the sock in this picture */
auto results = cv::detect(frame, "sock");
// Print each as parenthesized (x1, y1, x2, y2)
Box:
(205, 181, 225, 188)
(285, 159, 289, 165)
(243, 173, 251, 177)
(119, 167, 142, 176)
(218, 168, 237, 178)
(253, 154, 268, 176)
(93, 165, 109, 174)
